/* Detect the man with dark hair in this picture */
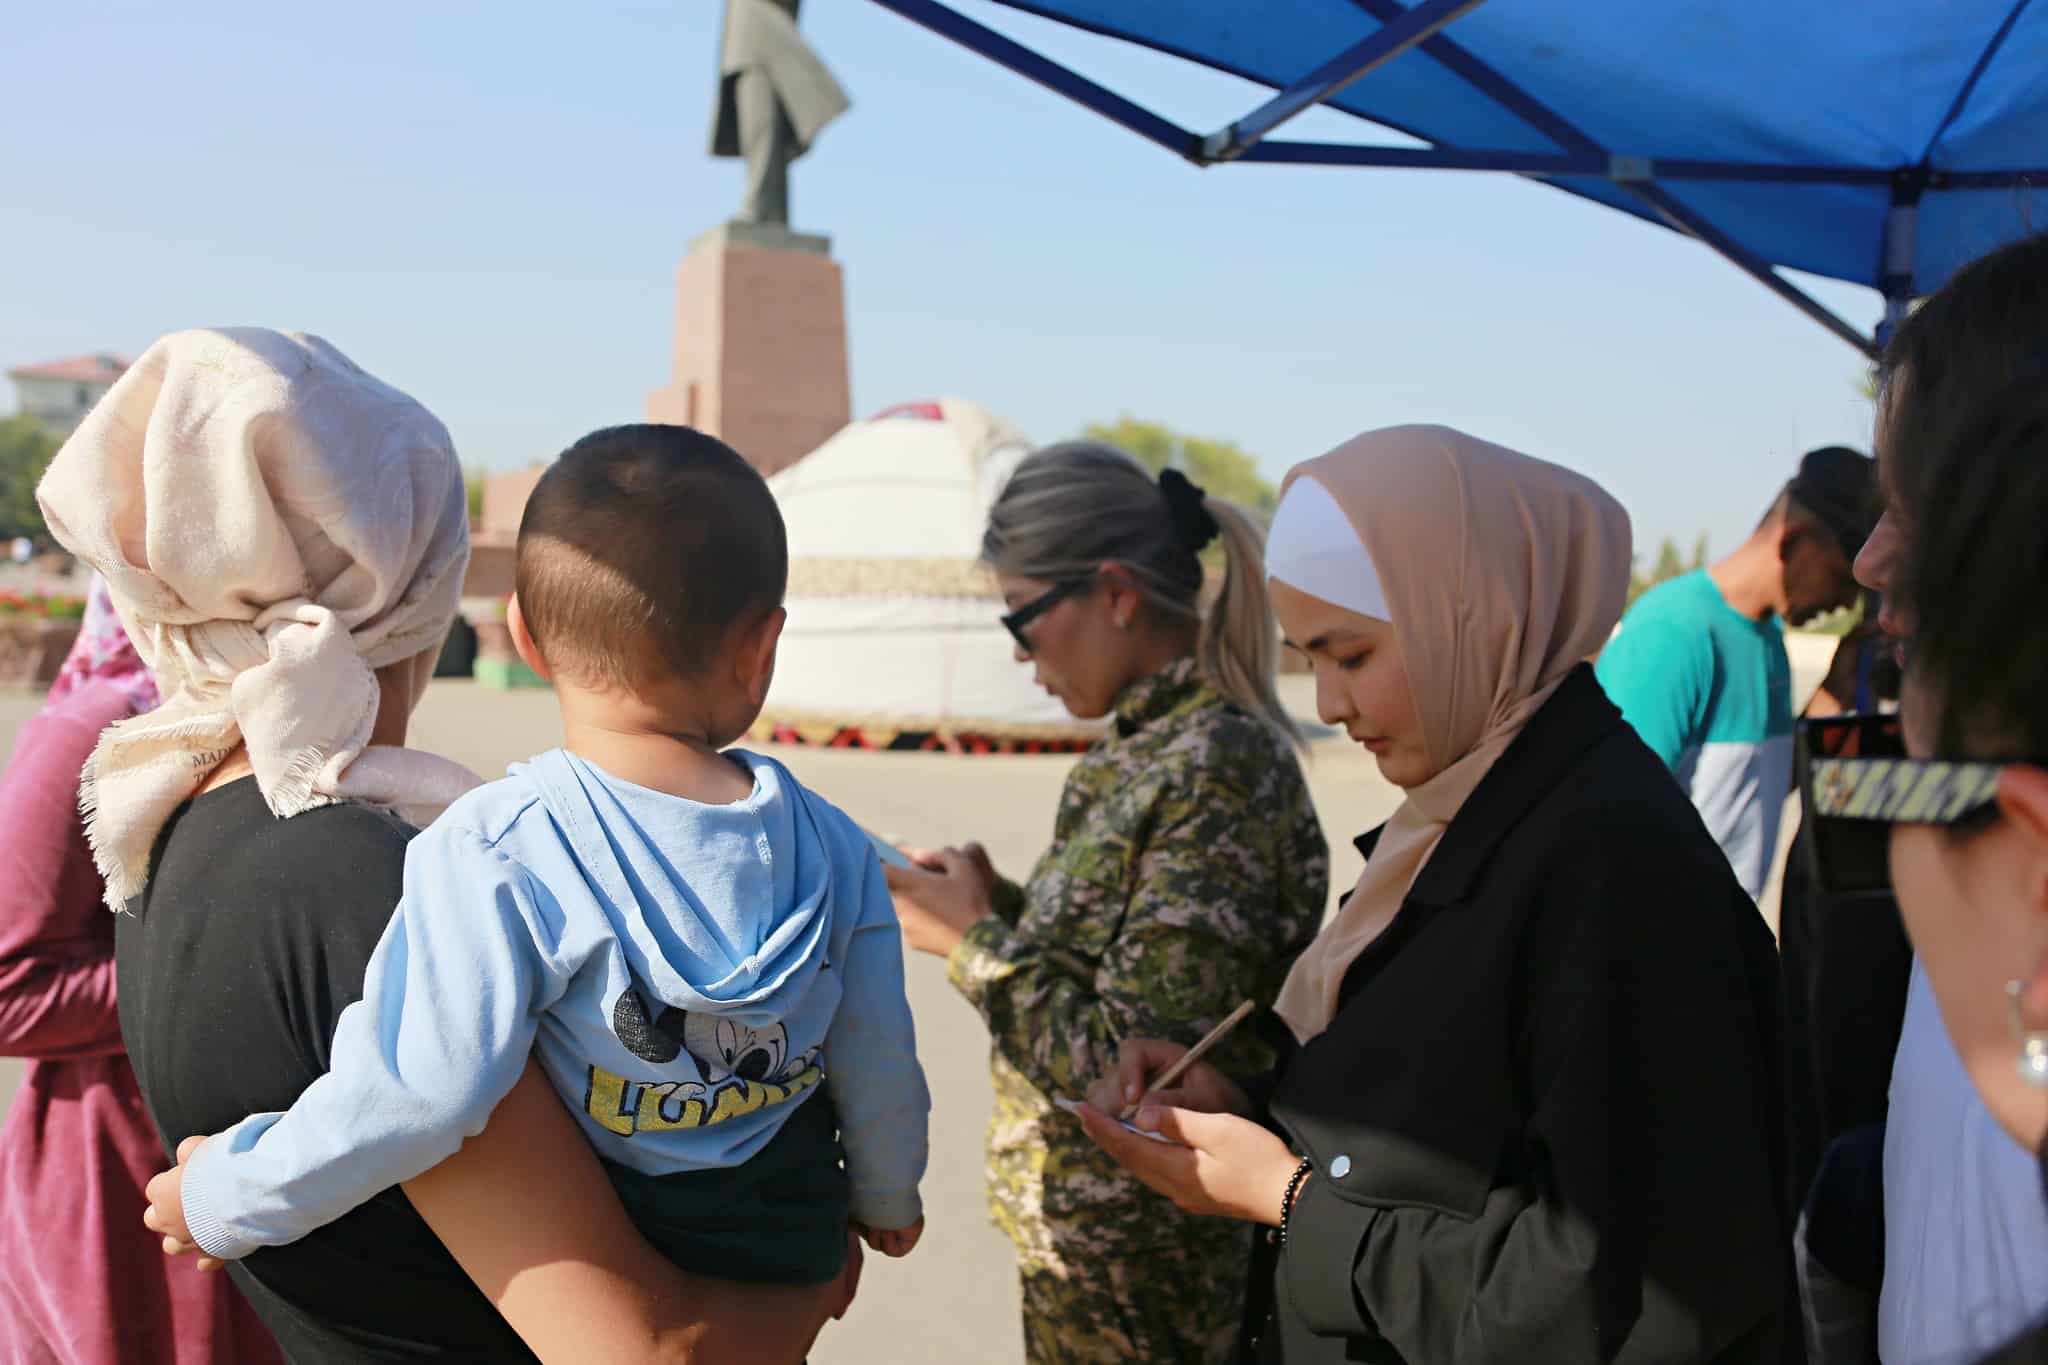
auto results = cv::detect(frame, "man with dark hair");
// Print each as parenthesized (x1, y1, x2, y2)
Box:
(1597, 446, 1879, 899)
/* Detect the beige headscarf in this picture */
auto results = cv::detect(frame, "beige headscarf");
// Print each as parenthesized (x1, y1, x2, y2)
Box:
(36, 328, 479, 909)
(1271, 425, 1631, 1042)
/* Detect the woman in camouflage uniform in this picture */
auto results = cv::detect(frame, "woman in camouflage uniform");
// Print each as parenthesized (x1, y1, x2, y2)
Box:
(886, 442, 1328, 1364)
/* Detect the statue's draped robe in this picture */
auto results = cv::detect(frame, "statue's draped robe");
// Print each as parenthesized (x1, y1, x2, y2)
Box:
(708, 0, 850, 163)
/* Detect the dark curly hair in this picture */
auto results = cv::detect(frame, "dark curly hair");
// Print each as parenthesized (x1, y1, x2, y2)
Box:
(1881, 233, 2048, 759)
(1876, 232, 2048, 519)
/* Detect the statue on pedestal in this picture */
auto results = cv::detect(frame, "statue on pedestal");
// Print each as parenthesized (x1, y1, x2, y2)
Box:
(708, 0, 851, 229)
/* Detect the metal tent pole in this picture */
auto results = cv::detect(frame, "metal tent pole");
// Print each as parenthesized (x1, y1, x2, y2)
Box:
(864, 0, 1199, 158)
(862, 0, 2041, 355)
(1333, 0, 1881, 355)
(1199, 0, 1491, 163)
(1876, 171, 1925, 351)
(1628, 182, 1879, 358)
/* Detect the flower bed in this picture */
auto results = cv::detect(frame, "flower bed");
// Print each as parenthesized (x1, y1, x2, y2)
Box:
(0, 595, 86, 691)
(0, 592, 88, 621)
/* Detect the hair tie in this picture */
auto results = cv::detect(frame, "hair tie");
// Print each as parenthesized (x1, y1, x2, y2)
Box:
(1158, 468, 1221, 552)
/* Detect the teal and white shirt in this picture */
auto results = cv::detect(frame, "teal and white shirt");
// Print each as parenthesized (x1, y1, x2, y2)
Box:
(1595, 570, 1793, 899)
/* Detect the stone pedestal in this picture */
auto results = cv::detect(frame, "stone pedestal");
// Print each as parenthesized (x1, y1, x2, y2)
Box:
(460, 464, 545, 602)
(459, 465, 549, 688)
(647, 220, 850, 478)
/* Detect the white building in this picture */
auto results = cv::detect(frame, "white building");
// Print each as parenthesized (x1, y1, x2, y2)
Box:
(7, 354, 129, 436)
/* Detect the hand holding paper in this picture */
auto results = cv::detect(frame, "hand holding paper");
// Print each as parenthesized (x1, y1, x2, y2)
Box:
(1054, 1097, 1177, 1144)
(864, 829, 911, 869)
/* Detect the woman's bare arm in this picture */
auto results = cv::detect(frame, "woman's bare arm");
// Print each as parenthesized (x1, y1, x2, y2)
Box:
(403, 1059, 858, 1365)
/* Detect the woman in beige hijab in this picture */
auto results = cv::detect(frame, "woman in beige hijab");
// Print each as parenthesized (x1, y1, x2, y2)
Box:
(1082, 426, 1791, 1362)
(35, 327, 859, 1363)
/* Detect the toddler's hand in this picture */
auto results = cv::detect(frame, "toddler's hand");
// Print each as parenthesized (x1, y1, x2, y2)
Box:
(143, 1135, 228, 1270)
(856, 1216, 924, 1258)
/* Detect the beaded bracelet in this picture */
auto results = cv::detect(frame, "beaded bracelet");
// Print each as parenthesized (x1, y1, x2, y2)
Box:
(1278, 1156, 1315, 1245)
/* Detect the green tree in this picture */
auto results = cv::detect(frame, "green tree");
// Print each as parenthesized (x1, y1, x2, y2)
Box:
(1650, 537, 1686, 583)
(0, 415, 59, 544)
(1627, 532, 1712, 607)
(1079, 417, 1279, 517)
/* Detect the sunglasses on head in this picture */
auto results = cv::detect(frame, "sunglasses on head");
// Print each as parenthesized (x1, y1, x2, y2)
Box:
(1000, 575, 1094, 655)
(1796, 712, 2010, 897)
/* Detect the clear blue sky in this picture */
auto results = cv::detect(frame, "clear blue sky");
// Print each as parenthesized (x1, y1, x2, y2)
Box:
(3, 0, 1880, 558)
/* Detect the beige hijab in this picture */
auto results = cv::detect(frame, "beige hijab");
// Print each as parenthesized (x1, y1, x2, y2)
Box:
(1271, 425, 1631, 1042)
(36, 328, 479, 909)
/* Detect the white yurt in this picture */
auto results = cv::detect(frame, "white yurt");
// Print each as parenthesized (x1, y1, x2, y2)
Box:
(753, 399, 1101, 753)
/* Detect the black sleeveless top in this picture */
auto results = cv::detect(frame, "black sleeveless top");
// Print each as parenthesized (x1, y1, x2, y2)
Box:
(117, 779, 536, 1363)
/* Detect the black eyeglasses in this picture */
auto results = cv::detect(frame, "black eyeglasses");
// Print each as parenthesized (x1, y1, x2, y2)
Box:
(1000, 577, 1092, 655)
(1796, 711, 2013, 898)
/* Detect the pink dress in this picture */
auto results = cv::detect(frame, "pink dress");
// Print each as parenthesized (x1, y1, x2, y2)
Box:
(0, 666, 282, 1363)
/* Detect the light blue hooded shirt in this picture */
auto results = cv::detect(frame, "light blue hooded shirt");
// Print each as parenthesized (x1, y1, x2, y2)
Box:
(181, 749, 929, 1260)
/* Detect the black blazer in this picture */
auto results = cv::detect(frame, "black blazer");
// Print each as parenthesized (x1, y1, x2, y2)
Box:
(1246, 666, 1792, 1364)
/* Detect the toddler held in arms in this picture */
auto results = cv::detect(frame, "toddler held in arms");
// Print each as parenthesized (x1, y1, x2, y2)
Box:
(144, 425, 929, 1282)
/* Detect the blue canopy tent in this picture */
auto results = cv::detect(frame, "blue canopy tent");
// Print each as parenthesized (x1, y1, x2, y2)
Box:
(865, 0, 2047, 357)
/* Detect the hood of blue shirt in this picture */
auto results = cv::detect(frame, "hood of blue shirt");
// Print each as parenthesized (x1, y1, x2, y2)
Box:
(516, 748, 837, 1023)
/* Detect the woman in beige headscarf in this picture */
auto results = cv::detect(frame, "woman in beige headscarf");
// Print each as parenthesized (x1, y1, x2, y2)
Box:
(34, 327, 859, 1363)
(1081, 426, 1792, 1363)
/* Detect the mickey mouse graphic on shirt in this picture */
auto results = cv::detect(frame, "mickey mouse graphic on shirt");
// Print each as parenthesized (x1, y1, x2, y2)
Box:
(581, 986, 825, 1137)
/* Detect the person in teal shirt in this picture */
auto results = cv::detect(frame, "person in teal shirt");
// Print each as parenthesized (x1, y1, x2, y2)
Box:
(1597, 446, 1877, 898)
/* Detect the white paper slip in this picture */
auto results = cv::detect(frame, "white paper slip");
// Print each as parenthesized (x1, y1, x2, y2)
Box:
(1053, 1097, 1179, 1144)
(864, 829, 911, 869)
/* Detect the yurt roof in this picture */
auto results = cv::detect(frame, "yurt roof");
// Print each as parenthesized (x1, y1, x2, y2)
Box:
(770, 398, 1030, 596)
(757, 398, 1101, 749)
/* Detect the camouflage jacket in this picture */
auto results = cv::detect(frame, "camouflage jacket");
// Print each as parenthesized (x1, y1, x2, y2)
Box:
(947, 657, 1328, 1268)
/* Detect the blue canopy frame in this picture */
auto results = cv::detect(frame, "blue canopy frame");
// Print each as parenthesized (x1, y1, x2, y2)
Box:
(866, 0, 2047, 358)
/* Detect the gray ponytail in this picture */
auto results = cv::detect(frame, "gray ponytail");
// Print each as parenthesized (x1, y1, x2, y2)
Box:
(982, 441, 1300, 748)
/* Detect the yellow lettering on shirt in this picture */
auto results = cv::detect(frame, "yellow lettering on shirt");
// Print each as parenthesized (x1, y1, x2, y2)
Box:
(582, 1062, 824, 1137)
